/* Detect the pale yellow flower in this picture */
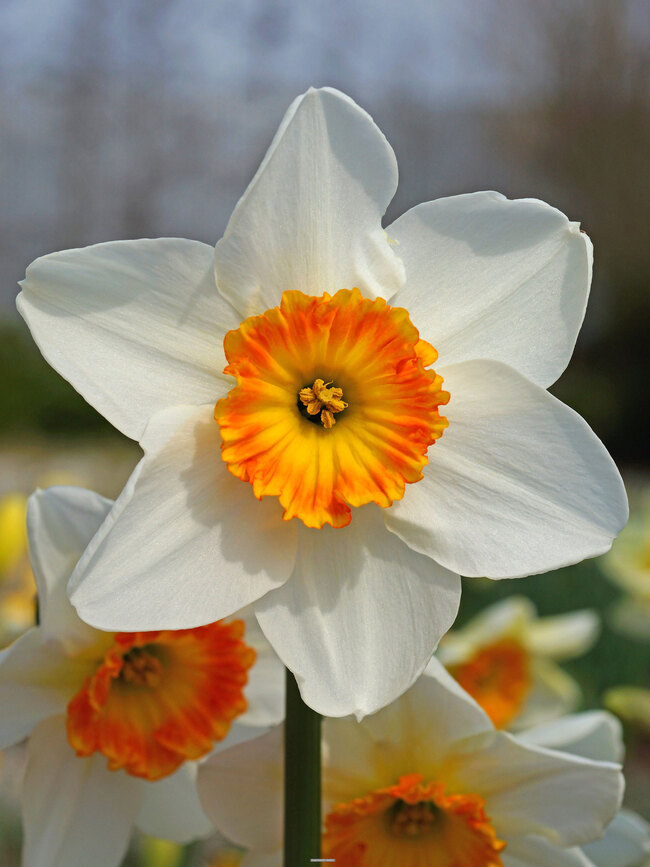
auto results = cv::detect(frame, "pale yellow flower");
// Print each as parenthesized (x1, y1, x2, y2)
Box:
(140, 838, 184, 867)
(601, 494, 650, 640)
(605, 686, 650, 734)
(0, 493, 36, 644)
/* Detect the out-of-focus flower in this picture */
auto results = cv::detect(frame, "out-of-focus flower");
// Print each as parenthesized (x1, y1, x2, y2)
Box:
(139, 837, 184, 867)
(19, 87, 627, 718)
(206, 849, 244, 867)
(437, 596, 600, 729)
(520, 712, 650, 867)
(601, 496, 650, 641)
(0, 486, 284, 867)
(0, 493, 36, 644)
(605, 686, 650, 734)
(197, 659, 623, 867)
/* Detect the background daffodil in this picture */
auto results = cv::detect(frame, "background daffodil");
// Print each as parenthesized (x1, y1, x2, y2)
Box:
(0, 486, 283, 867)
(196, 660, 624, 867)
(437, 595, 600, 730)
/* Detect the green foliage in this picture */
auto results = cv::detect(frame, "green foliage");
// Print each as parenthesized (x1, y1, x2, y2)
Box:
(0, 319, 116, 440)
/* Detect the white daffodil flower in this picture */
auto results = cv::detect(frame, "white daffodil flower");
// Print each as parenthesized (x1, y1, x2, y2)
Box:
(18, 86, 627, 718)
(0, 486, 284, 867)
(520, 712, 650, 867)
(601, 495, 650, 641)
(196, 659, 623, 867)
(437, 595, 600, 729)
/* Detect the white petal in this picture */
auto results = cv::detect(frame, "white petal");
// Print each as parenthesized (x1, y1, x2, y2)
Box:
(388, 191, 592, 387)
(504, 837, 594, 867)
(22, 715, 143, 867)
(214, 87, 404, 317)
(27, 486, 111, 648)
(323, 659, 492, 802)
(437, 596, 536, 665)
(446, 732, 623, 847)
(69, 404, 297, 631)
(582, 809, 650, 867)
(136, 763, 213, 843)
(527, 609, 601, 659)
(236, 615, 285, 728)
(322, 716, 391, 807)
(255, 506, 460, 718)
(519, 711, 624, 764)
(197, 726, 283, 853)
(384, 359, 628, 578)
(18, 239, 239, 440)
(513, 658, 581, 731)
(0, 630, 87, 748)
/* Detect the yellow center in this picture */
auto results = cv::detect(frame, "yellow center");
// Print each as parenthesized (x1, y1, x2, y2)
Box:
(448, 638, 532, 729)
(216, 288, 449, 529)
(323, 773, 506, 867)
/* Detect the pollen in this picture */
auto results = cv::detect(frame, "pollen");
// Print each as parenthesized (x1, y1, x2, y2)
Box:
(215, 288, 450, 529)
(390, 800, 439, 836)
(299, 379, 348, 428)
(120, 647, 163, 687)
(66, 620, 256, 781)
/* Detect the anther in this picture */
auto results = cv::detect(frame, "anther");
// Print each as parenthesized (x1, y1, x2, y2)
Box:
(299, 379, 348, 428)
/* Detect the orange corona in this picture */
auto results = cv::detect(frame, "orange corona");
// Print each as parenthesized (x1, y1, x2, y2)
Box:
(66, 620, 255, 781)
(323, 773, 506, 867)
(216, 288, 449, 529)
(448, 638, 532, 729)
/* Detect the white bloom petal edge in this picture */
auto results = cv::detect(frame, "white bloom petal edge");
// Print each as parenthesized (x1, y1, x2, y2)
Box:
(22, 716, 143, 867)
(215, 87, 404, 317)
(69, 405, 297, 631)
(384, 359, 628, 578)
(18, 239, 239, 440)
(27, 486, 112, 647)
(136, 763, 214, 843)
(197, 725, 284, 853)
(388, 191, 592, 388)
(255, 507, 460, 718)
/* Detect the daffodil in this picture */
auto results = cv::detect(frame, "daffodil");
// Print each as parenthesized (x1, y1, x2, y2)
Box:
(18, 86, 627, 718)
(437, 595, 600, 729)
(196, 659, 623, 867)
(601, 494, 650, 640)
(0, 486, 284, 867)
(605, 686, 650, 734)
(520, 712, 650, 867)
(0, 493, 36, 645)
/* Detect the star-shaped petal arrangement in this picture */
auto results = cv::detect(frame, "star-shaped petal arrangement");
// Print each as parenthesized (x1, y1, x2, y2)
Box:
(18, 87, 627, 718)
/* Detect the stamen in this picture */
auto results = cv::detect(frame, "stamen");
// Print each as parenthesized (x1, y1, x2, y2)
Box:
(298, 378, 348, 428)
(120, 646, 163, 688)
(390, 800, 440, 837)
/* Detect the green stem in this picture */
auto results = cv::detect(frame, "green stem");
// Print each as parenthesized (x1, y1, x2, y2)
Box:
(284, 668, 322, 866)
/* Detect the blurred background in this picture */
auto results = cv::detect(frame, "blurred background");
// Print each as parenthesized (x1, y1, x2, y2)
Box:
(0, 0, 648, 864)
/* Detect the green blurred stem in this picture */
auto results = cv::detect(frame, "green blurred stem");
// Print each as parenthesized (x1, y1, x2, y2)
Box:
(284, 668, 322, 866)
